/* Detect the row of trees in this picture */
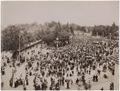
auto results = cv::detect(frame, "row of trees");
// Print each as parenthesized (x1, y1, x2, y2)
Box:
(1, 21, 118, 52)
(91, 23, 119, 39)
(1, 21, 74, 51)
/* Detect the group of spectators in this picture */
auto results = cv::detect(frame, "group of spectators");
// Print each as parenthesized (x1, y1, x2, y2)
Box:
(1, 37, 118, 90)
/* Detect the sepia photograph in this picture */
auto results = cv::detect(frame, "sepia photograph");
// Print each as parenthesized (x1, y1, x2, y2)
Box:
(1, 1, 119, 90)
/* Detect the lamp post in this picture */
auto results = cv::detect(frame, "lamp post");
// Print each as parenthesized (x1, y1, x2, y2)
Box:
(89, 78, 91, 90)
(110, 33, 111, 40)
(19, 32, 20, 62)
(55, 37, 59, 50)
(41, 40, 43, 52)
(18, 30, 23, 63)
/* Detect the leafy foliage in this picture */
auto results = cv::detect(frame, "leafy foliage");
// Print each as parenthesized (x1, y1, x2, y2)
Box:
(1, 21, 118, 51)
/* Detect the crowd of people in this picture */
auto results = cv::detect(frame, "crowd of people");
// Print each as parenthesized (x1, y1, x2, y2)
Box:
(1, 36, 119, 90)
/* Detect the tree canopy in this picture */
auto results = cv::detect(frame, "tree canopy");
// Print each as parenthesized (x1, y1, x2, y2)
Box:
(1, 21, 118, 52)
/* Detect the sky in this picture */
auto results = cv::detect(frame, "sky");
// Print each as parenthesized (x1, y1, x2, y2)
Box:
(1, 1, 119, 29)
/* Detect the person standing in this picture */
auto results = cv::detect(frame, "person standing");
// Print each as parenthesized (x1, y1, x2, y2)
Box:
(66, 79, 70, 89)
(110, 82, 114, 90)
